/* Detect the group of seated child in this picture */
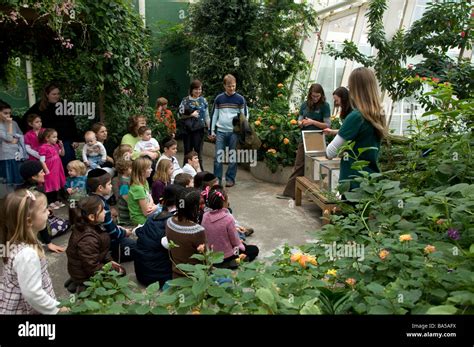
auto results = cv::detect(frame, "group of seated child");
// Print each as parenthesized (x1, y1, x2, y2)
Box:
(14, 131, 258, 294)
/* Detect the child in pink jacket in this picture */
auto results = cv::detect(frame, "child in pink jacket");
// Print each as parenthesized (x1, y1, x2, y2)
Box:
(201, 186, 258, 268)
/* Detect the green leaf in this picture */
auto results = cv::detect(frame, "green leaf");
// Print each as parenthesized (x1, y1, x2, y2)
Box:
(192, 277, 208, 297)
(85, 300, 101, 311)
(366, 282, 385, 295)
(167, 277, 193, 287)
(207, 286, 226, 298)
(155, 294, 178, 305)
(151, 306, 170, 315)
(425, 305, 458, 315)
(256, 288, 275, 308)
(135, 305, 151, 315)
(368, 305, 392, 314)
(300, 298, 322, 315)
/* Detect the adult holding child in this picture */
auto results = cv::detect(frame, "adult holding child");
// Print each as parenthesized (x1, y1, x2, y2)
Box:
(277, 84, 331, 199)
(121, 115, 159, 161)
(91, 122, 115, 167)
(326, 67, 386, 191)
(209, 74, 248, 188)
(23, 83, 81, 174)
(178, 80, 210, 171)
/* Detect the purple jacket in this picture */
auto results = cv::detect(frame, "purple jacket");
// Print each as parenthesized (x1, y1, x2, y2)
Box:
(201, 208, 244, 258)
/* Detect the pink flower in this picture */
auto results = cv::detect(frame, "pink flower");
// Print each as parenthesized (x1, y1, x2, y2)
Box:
(103, 51, 113, 59)
(407, 64, 414, 70)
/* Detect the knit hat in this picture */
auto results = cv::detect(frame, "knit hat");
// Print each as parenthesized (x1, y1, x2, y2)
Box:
(19, 160, 43, 180)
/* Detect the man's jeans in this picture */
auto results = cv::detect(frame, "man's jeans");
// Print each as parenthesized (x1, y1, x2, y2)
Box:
(213, 131, 238, 184)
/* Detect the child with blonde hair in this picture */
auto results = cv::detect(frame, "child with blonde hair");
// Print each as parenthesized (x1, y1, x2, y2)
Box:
(0, 189, 67, 314)
(113, 144, 133, 162)
(65, 160, 88, 204)
(152, 158, 173, 204)
(82, 131, 107, 169)
(128, 157, 157, 225)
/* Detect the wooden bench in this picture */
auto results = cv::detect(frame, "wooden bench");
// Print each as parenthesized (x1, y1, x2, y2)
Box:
(295, 176, 338, 225)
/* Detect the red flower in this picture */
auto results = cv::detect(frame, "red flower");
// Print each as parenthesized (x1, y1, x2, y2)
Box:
(460, 31, 466, 38)
(432, 77, 440, 83)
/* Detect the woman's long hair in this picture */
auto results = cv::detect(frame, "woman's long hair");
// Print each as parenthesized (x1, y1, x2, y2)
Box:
(306, 83, 326, 111)
(348, 67, 387, 139)
(333, 87, 352, 120)
(39, 83, 60, 112)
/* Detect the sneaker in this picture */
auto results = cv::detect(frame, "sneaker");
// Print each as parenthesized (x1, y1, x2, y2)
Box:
(276, 194, 290, 199)
(64, 278, 73, 288)
(55, 201, 66, 208)
(225, 181, 235, 188)
(49, 203, 60, 210)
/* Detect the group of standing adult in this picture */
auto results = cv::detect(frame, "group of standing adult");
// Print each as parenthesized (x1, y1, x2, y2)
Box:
(278, 67, 386, 199)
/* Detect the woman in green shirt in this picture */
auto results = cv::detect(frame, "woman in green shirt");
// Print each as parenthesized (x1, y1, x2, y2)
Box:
(277, 84, 331, 199)
(121, 115, 159, 161)
(326, 67, 387, 191)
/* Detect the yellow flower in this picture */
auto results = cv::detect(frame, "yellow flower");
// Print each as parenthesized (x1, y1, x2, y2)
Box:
(424, 245, 436, 254)
(283, 138, 290, 145)
(191, 309, 201, 315)
(254, 120, 261, 126)
(326, 269, 337, 277)
(290, 119, 298, 125)
(307, 256, 317, 266)
(345, 278, 356, 286)
(399, 234, 413, 242)
(277, 83, 284, 88)
(379, 249, 390, 260)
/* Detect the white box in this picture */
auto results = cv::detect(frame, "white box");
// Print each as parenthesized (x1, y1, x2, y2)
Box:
(305, 156, 340, 181)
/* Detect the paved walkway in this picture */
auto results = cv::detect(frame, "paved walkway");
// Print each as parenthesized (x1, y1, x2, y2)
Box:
(2, 151, 324, 300)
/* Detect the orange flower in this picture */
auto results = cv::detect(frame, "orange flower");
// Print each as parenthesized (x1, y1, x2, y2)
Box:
(277, 93, 284, 98)
(345, 278, 356, 286)
(432, 77, 440, 83)
(254, 120, 261, 126)
(424, 245, 436, 254)
(277, 83, 284, 88)
(399, 234, 413, 242)
(191, 309, 201, 315)
(379, 249, 390, 260)
(270, 125, 276, 131)
(436, 219, 444, 225)
(290, 119, 298, 125)
(283, 138, 290, 145)
(290, 252, 302, 262)
(267, 148, 277, 155)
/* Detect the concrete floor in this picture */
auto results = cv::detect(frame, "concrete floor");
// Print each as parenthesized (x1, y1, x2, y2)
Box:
(2, 151, 324, 300)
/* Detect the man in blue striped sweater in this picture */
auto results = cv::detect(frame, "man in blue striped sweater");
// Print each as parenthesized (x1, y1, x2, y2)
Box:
(209, 74, 248, 187)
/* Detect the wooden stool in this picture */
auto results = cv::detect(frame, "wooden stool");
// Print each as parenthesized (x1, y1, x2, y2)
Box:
(295, 176, 338, 225)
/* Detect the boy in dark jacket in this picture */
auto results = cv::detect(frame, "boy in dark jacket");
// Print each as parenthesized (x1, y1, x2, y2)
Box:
(87, 168, 136, 262)
(134, 184, 185, 288)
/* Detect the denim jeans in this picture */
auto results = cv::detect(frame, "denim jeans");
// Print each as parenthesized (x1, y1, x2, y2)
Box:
(213, 131, 238, 184)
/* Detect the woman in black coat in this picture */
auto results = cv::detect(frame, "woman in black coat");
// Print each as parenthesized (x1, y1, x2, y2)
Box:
(23, 83, 82, 174)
